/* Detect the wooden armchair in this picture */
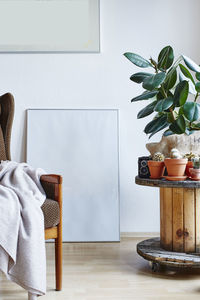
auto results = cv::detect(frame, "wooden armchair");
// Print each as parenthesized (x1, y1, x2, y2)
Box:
(41, 174, 62, 291)
(0, 93, 62, 291)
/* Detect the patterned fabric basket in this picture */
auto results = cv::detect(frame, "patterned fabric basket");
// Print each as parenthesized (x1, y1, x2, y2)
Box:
(138, 156, 151, 178)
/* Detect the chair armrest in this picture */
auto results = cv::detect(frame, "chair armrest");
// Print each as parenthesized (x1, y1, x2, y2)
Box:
(40, 174, 62, 203)
(40, 174, 62, 184)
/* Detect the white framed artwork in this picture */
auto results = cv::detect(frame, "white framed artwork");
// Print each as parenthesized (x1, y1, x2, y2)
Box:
(27, 109, 120, 242)
(0, 0, 100, 52)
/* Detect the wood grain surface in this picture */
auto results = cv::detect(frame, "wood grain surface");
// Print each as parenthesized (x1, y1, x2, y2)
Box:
(1, 238, 200, 300)
(172, 188, 184, 252)
(135, 176, 200, 188)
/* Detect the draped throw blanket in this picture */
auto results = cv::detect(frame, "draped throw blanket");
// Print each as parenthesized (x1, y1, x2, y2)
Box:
(0, 161, 46, 299)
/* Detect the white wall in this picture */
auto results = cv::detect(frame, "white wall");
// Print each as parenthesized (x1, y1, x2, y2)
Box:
(0, 0, 200, 233)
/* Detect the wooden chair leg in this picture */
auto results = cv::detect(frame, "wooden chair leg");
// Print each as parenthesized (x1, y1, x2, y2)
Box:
(55, 226, 62, 291)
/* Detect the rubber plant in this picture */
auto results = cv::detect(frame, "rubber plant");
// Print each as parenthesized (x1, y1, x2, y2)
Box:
(124, 46, 200, 138)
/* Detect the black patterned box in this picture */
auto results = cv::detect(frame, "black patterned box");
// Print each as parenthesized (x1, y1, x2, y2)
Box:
(138, 156, 151, 178)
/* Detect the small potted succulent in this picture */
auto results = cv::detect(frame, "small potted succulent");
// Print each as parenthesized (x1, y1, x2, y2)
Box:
(148, 152, 165, 179)
(184, 152, 197, 176)
(189, 157, 200, 180)
(164, 148, 188, 176)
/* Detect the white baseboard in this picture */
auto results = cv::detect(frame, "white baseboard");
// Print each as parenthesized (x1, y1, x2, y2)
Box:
(120, 232, 159, 238)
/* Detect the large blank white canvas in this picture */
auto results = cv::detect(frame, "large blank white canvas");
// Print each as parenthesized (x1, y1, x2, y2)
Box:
(0, 0, 99, 52)
(27, 109, 119, 241)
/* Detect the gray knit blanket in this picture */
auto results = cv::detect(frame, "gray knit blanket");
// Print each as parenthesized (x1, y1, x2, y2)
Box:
(0, 161, 46, 300)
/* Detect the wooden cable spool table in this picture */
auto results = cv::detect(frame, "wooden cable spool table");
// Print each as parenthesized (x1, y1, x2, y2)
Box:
(135, 176, 200, 271)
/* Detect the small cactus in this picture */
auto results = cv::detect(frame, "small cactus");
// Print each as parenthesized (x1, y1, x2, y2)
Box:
(170, 148, 182, 159)
(192, 157, 200, 169)
(153, 152, 165, 162)
(184, 152, 198, 161)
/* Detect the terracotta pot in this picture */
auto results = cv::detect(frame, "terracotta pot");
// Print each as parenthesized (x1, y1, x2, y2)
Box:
(185, 161, 193, 177)
(189, 168, 200, 179)
(164, 158, 188, 176)
(147, 161, 165, 179)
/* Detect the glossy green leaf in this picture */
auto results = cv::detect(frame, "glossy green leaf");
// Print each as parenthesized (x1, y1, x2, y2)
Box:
(183, 102, 200, 122)
(156, 91, 164, 100)
(169, 115, 186, 134)
(179, 72, 196, 95)
(149, 122, 168, 138)
(167, 90, 174, 97)
(131, 91, 158, 102)
(144, 115, 167, 134)
(158, 46, 174, 70)
(124, 52, 152, 68)
(164, 68, 177, 90)
(130, 72, 152, 83)
(195, 82, 200, 93)
(167, 112, 175, 123)
(154, 97, 174, 112)
(163, 129, 174, 136)
(179, 64, 195, 84)
(196, 72, 200, 81)
(178, 106, 184, 115)
(174, 80, 189, 107)
(153, 99, 164, 112)
(142, 72, 166, 91)
(182, 55, 200, 72)
(137, 101, 157, 119)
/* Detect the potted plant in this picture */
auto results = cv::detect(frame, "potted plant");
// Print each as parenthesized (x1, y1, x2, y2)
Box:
(148, 152, 165, 179)
(124, 46, 200, 180)
(124, 46, 200, 138)
(184, 152, 197, 176)
(164, 148, 187, 177)
(189, 157, 200, 180)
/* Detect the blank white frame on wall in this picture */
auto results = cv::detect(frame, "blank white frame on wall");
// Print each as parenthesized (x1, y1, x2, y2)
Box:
(0, 0, 100, 52)
(27, 109, 120, 242)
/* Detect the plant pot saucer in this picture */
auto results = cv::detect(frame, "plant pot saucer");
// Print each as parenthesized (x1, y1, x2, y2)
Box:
(163, 175, 187, 181)
(189, 176, 200, 181)
(150, 176, 163, 179)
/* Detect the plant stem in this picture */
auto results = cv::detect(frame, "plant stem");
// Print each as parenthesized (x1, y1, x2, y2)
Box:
(161, 84, 176, 121)
(189, 127, 200, 130)
(194, 92, 199, 102)
(161, 85, 168, 98)
(169, 107, 176, 121)
(150, 57, 158, 73)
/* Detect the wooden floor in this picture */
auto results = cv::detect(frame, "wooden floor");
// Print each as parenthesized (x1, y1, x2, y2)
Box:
(1, 237, 200, 299)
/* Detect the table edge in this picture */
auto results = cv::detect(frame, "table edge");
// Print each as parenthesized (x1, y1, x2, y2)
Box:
(135, 176, 200, 188)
